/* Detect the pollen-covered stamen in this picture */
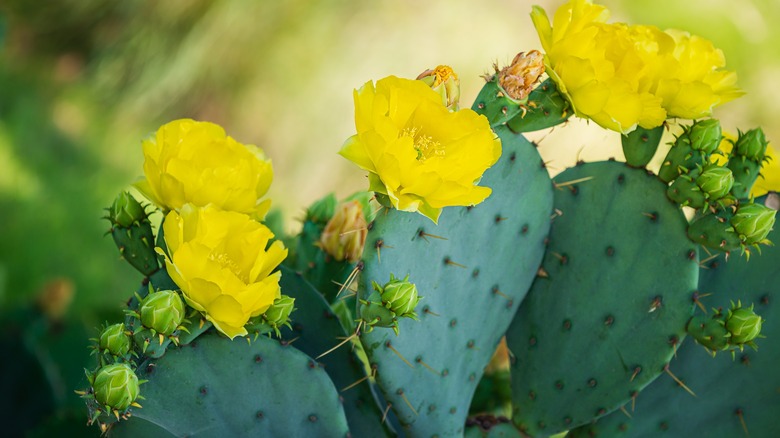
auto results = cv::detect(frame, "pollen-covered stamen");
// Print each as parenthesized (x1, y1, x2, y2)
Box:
(400, 127, 444, 161)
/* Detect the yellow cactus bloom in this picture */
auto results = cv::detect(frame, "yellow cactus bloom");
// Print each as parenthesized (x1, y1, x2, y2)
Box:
(531, 0, 741, 133)
(135, 119, 273, 218)
(339, 75, 502, 223)
(160, 204, 287, 339)
(654, 30, 743, 119)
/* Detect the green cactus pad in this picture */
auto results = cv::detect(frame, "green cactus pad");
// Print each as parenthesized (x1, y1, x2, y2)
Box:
(464, 416, 524, 438)
(568, 195, 780, 438)
(505, 79, 571, 133)
(621, 126, 664, 168)
(291, 219, 356, 303)
(358, 124, 553, 436)
(472, 78, 525, 127)
(506, 161, 698, 437)
(277, 266, 392, 437)
(107, 332, 349, 437)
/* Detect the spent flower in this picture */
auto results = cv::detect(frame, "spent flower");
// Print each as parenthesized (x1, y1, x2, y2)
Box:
(317, 200, 368, 263)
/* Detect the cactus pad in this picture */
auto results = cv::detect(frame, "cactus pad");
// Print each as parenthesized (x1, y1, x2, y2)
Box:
(358, 123, 553, 436)
(506, 161, 699, 436)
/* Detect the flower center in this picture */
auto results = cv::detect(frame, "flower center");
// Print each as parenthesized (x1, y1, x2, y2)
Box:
(431, 65, 457, 87)
(401, 127, 444, 161)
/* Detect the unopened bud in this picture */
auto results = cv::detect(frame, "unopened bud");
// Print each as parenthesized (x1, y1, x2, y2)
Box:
(109, 192, 147, 228)
(725, 302, 763, 344)
(318, 200, 367, 263)
(696, 165, 734, 201)
(93, 363, 140, 411)
(379, 274, 420, 317)
(263, 295, 295, 328)
(730, 202, 776, 245)
(98, 323, 132, 357)
(733, 128, 768, 161)
(688, 119, 722, 154)
(140, 290, 185, 336)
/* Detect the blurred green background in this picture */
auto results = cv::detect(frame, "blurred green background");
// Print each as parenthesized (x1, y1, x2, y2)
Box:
(0, 0, 777, 435)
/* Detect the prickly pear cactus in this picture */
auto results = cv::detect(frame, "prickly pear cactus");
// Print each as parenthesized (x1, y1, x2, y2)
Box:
(357, 122, 553, 436)
(568, 195, 780, 438)
(506, 161, 699, 437)
(107, 332, 350, 437)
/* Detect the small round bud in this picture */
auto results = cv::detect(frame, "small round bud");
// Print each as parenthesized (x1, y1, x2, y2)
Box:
(140, 290, 185, 336)
(688, 119, 722, 153)
(733, 128, 768, 161)
(726, 303, 763, 344)
(318, 200, 368, 263)
(379, 275, 420, 317)
(109, 192, 147, 228)
(98, 323, 132, 357)
(696, 166, 734, 201)
(730, 203, 776, 245)
(263, 295, 295, 328)
(93, 363, 140, 411)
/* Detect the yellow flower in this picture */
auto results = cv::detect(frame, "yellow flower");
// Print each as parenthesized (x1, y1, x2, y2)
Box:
(531, 0, 741, 133)
(653, 30, 743, 119)
(339, 75, 501, 223)
(135, 119, 273, 218)
(160, 204, 287, 339)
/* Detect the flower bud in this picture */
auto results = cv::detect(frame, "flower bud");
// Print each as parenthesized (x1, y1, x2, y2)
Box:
(417, 65, 461, 111)
(98, 323, 132, 357)
(730, 202, 776, 245)
(733, 128, 768, 161)
(263, 295, 295, 328)
(497, 50, 545, 102)
(379, 275, 420, 317)
(318, 200, 367, 263)
(109, 192, 147, 228)
(696, 165, 734, 201)
(725, 302, 763, 344)
(93, 363, 140, 411)
(688, 119, 722, 154)
(140, 290, 185, 336)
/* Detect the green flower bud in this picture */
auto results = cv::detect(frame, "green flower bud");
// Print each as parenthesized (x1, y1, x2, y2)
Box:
(140, 290, 185, 336)
(730, 202, 776, 245)
(733, 128, 768, 161)
(688, 119, 722, 153)
(306, 193, 337, 224)
(379, 275, 420, 317)
(696, 165, 734, 201)
(98, 323, 131, 357)
(109, 192, 147, 228)
(263, 295, 295, 327)
(686, 316, 729, 351)
(725, 302, 763, 344)
(359, 289, 397, 331)
(93, 363, 140, 411)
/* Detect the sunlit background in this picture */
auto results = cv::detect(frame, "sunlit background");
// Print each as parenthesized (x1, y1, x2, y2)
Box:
(1, 0, 778, 433)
